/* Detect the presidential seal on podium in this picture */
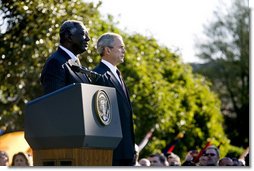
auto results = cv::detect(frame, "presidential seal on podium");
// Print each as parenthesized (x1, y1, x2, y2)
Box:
(94, 90, 112, 126)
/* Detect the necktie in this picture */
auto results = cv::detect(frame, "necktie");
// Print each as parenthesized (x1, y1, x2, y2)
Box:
(116, 69, 123, 84)
(73, 58, 90, 82)
(116, 69, 127, 96)
(75, 58, 81, 66)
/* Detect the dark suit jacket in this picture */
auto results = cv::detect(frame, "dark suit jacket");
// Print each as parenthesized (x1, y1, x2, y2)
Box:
(93, 62, 135, 163)
(40, 48, 91, 94)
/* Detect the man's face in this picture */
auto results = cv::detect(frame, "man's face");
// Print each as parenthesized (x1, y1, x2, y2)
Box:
(108, 37, 125, 66)
(139, 158, 150, 166)
(70, 24, 90, 55)
(167, 157, 180, 166)
(199, 155, 208, 166)
(204, 149, 219, 166)
(219, 157, 233, 166)
(190, 150, 199, 159)
(149, 156, 164, 166)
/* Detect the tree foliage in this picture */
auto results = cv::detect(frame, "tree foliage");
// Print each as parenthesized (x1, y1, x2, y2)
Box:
(194, 0, 249, 148)
(0, 0, 234, 159)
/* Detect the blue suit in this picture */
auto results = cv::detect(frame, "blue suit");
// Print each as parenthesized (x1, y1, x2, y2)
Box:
(40, 48, 91, 94)
(93, 62, 135, 166)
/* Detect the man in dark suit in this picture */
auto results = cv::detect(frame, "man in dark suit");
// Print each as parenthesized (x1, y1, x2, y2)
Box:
(93, 33, 135, 166)
(40, 20, 91, 94)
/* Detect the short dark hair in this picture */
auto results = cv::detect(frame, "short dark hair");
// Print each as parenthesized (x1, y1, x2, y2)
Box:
(59, 20, 84, 44)
(149, 153, 167, 164)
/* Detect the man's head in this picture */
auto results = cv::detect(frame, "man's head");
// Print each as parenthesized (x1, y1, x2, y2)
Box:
(203, 146, 220, 166)
(60, 20, 90, 55)
(198, 154, 208, 166)
(166, 152, 181, 166)
(139, 158, 151, 166)
(218, 157, 234, 166)
(96, 32, 125, 66)
(148, 153, 168, 166)
(232, 157, 245, 166)
(0, 151, 9, 166)
(185, 150, 199, 162)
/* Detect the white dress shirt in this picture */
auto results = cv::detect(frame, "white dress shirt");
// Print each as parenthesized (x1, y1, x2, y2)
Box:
(101, 59, 122, 84)
(59, 45, 80, 64)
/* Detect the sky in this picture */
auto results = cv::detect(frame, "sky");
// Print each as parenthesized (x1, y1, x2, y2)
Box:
(84, 0, 235, 63)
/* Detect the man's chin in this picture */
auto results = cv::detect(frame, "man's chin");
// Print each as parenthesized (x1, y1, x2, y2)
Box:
(80, 47, 88, 53)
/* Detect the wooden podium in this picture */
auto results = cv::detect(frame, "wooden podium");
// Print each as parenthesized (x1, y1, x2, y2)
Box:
(24, 83, 122, 166)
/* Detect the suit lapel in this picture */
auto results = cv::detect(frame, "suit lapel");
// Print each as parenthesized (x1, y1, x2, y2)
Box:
(73, 68, 90, 83)
(58, 48, 90, 83)
(99, 63, 131, 106)
(67, 63, 90, 83)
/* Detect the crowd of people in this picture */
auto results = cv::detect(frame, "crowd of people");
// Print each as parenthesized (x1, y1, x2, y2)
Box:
(0, 144, 249, 166)
(134, 145, 249, 167)
(0, 151, 32, 166)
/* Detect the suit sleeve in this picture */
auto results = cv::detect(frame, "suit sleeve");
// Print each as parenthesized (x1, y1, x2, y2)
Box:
(41, 59, 66, 94)
(93, 71, 113, 87)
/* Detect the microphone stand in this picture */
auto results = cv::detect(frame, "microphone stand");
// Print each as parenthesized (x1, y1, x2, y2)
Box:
(67, 59, 101, 83)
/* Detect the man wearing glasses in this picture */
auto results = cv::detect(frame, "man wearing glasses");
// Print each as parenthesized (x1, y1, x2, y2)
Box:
(202, 146, 220, 166)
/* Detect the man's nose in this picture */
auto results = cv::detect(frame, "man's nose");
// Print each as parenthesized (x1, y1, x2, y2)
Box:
(85, 35, 90, 41)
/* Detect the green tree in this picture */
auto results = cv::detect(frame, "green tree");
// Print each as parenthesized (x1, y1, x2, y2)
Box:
(0, 0, 233, 159)
(194, 0, 249, 148)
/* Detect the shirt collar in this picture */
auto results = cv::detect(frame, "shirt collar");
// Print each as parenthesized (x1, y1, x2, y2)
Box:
(59, 45, 78, 61)
(101, 59, 118, 73)
(101, 59, 122, 83)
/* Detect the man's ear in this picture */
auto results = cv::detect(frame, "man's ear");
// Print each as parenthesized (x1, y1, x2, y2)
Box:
(64, 31, 73, 43)
(104, 47, 111, 55)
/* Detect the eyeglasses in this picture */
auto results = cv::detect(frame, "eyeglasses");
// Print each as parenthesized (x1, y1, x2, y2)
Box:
(203, 153, 216, 157)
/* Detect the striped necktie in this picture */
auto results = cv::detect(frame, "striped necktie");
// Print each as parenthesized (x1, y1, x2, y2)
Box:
(116, 69, 127, 96)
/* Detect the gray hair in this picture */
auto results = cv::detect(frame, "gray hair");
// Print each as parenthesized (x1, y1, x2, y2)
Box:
(205, 145, 220, 158)
(59, 20, 85, 43)
(96, 32, 122, 56)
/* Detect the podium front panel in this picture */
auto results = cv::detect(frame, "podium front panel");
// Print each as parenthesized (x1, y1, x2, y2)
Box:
(25, 83, 122, 150)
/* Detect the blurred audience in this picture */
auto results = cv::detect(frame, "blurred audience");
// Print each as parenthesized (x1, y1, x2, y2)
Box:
(197, 154, 208, 166)
(134, 144, 248, 167)
(0, 140, 249, 167)
(165, 152, 181, 166)
(11, 152, 30, 166)
(202, 145, 220, 166)
(148, 153, 168, 166)
(182, 150, 198, 166)
(218, 157, 234, 166)
(232, 157, 245, 166)
(0, 151, 9, 166)
(138, 158, 151, 166)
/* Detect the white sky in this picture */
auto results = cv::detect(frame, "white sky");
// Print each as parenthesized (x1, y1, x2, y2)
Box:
(84, 0, 239, 63)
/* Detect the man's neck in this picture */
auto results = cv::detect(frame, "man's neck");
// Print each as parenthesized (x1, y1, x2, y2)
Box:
(101, 59, 116, 68)
(59, 45, 77, 61)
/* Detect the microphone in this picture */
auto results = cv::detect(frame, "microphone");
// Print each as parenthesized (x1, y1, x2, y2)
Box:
(67, 59, 101, 83)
